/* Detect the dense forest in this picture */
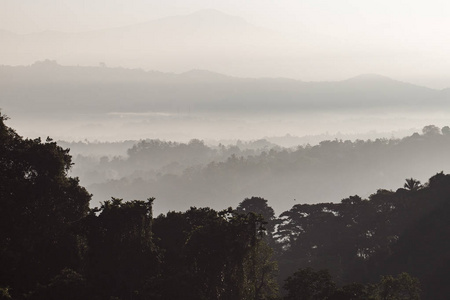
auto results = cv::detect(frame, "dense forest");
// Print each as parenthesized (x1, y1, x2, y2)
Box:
(3, 113, 450, 299)
(63, 124, 450, 213)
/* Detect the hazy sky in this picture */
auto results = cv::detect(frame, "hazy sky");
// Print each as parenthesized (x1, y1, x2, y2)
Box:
(2, 0, 449, 38)
(2, 1, 450, 88)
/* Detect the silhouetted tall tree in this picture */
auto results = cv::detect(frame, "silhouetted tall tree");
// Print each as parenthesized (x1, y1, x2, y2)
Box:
(403, 178, 422, 191)
(152, 207, 279, 299)
(82, 198, 159, 300)
(0, 113, 91, 297)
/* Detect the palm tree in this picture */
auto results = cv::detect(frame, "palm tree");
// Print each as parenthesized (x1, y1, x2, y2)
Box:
(404, 178, 422, 191)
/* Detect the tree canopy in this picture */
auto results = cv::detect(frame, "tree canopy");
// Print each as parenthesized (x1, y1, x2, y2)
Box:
(2, 113, 450, 299)
(0, 113, 91, 295)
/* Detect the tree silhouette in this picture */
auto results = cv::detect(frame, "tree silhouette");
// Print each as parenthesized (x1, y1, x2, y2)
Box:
(0, 113, 91, 296)
(152, 207, 278, 299)
(82, 198, 159, 300)
(422, 125, 440, 136)
(404, 178, 422, 191)
(283, 268, 336, 300)
(376, 273, 421, 300)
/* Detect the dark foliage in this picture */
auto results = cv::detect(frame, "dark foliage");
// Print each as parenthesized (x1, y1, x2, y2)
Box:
(0, 115, 280, 300)
(275, 173, 450, 300)
(0, 113, 91, 297)
(2, 113, 450, 299)
(81, 198, 159, 300)
(151, 207, 279, 299)
(283, 268, 336, 300)
(282, 269, 420, 300)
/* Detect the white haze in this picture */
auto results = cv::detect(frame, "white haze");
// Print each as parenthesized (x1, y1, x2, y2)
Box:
(6, 110, 447, 145)
(2, 1, 450, 213)
(1, 1, 450, 89)
(2, 61, 449, 144)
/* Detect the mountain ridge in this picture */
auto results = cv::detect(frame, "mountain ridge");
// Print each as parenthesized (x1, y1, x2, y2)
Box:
(0, 61, 447, 117)
(1, 9, 449, 90)
(0, 61, 443, 91)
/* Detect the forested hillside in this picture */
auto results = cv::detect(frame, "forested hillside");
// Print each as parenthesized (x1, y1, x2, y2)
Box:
(0, 114, 277, 300)
(272, 172, 450, 299)
(68, 125, 450, 213)
(2, 113, 450, 299)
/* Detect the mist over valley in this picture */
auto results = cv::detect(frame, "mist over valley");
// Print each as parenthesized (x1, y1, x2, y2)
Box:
(2, 60, 450, 213)
(3, 4, 450, 299)
(1, 61, 449, 142)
